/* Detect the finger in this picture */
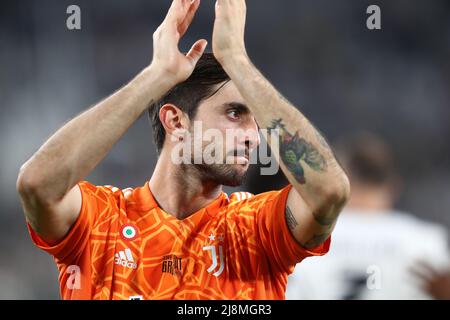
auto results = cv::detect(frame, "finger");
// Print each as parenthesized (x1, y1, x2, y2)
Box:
(416, 261, 439, 277)
(410, 266, 432, 282)
(215, 0, 245, 18)
(164, 0, 191, 24)
(216, 0, 235, 8)
(215, 0, 227, 11)
(410, 262, 438, 282)
(178, 0, 201, 37)
(186, 39, 208, 67)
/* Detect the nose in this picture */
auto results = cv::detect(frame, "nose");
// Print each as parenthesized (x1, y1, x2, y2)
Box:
(244, 119, 260, 150)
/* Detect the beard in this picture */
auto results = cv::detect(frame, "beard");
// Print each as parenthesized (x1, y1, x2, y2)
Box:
(184, 143, 250, 187)
(191, 163, 248, 187)
(180, 133, 250, 187)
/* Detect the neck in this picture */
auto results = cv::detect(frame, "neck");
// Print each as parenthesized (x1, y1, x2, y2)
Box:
(347, 184, 394, 212)
(149, 151, 223, 220)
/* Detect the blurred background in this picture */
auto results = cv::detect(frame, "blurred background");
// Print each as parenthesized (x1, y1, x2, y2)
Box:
(1, 0, 450, 299)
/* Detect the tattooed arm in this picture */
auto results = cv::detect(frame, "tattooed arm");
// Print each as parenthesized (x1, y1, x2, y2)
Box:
(213, 0, 350, 248)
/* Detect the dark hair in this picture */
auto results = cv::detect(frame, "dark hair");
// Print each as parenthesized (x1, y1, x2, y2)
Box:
(148, 53, 230, 153)
(336, 133, 397, 186)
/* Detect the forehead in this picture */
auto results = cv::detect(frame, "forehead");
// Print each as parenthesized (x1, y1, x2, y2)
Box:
(199, 81, 245, 110)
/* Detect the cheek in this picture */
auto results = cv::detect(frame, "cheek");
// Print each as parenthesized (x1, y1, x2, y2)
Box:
(197, 116, 230, 135)
(192, 114, 244, 152)
(191, 122, 227, 152)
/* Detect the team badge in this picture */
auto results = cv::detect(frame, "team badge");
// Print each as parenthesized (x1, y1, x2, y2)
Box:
(120, 224, 139, 241)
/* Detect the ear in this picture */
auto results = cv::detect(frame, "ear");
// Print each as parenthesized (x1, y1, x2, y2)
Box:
(159, 104, 189, 142)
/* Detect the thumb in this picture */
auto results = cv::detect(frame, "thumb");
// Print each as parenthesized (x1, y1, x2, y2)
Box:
(186, 39, 208, 67)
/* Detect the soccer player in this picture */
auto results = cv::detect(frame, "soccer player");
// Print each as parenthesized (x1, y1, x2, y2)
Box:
(17, 0, 349, 299)
(286, 133, 449, 299)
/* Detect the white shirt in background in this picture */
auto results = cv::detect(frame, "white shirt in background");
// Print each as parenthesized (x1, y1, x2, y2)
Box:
(286, 209, 449, 300)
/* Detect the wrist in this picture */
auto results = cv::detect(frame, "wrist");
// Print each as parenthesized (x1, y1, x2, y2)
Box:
(145, 64, 180, 90)
(217, 51, 251, 76)
(120, 65, 176, 116)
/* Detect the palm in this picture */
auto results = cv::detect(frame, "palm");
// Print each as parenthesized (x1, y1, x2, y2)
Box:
(152, 0, 207, 83)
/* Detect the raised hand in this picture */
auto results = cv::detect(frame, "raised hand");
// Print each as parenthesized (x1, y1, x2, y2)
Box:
(212, 0, 248, 64)
(152, 0, 208, 84)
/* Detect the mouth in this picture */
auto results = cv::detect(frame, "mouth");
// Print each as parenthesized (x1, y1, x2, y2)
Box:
(235, 156, 249, 165)
(235, 148, 249, 157)
(230, 149, 250, 164)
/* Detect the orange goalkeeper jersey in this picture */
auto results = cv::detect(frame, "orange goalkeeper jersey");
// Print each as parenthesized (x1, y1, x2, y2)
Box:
(27, 181, 330, 300)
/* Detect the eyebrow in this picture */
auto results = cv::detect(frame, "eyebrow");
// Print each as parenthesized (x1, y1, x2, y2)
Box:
(222, 102, 250, 114)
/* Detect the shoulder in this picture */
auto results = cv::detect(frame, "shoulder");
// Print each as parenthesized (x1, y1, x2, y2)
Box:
(226, 186, 291, 213)
(228, 191, 254, 203)
(340, 209, 448, 253)
(391, 210, 447, 237)
(77, 181, 141, 209)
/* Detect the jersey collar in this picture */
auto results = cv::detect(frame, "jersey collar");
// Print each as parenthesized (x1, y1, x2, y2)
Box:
(139, 181, 229, 219)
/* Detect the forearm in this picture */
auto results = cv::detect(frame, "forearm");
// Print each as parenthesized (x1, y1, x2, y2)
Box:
(221, 55, 349, 218)
(18, 66, 172, 203)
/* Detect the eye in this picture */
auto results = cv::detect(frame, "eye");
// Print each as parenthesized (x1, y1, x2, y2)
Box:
(227, 109, 240, 120)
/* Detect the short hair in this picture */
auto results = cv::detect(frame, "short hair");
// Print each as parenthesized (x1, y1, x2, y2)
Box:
(336, 132, 397, 186)
(148, 53, 230, 153)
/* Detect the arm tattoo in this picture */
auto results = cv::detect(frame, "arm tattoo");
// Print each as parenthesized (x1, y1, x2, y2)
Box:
(268, 118, 327, 184)
(306, 208, 337, 247)
(315, 128, 331, 150)
(312, 213, 338, 226)
(286, 205, 332, 249)
(301, 232, 331, 249)
(285, 206, 298, 232)
(271, 119, 340, 249)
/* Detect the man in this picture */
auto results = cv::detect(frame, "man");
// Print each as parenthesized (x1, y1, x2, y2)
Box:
(286, 133, 449, 299)
(17, 0, 349, 299)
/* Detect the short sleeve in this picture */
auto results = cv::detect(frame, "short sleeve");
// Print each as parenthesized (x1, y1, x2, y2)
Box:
(255, 184, 331, 274)
(27, 181, 119, 264)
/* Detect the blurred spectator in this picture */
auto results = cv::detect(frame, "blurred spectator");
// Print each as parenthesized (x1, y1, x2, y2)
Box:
(286, 132, 449, 299)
